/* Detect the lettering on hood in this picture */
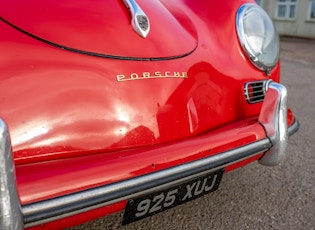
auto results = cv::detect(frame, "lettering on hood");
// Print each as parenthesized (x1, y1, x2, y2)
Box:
(117, 71, 188, 81)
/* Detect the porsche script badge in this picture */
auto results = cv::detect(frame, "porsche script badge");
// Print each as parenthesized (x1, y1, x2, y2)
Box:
(117, 71, 188, 82)
(122, 0, 150, 38)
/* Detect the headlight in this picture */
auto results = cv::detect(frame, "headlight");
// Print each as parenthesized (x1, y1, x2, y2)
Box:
(236, 4, 279, 75)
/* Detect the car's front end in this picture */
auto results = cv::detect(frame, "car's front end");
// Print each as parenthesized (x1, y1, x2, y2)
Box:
(0, 0, 298, 229)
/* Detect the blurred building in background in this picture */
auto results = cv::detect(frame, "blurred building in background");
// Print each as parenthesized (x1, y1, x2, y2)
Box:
(256, 0, 315, 38)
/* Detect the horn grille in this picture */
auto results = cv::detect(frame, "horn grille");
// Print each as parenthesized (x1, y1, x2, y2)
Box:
(244, 80, 269, 103)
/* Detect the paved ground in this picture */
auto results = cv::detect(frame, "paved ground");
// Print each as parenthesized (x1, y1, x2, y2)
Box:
(280, 37, 315, 66)
(70, 38, 315, 230)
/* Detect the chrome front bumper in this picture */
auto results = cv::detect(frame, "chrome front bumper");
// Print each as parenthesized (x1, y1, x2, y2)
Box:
(0, 82, 299, 229)
(0, 120, 23, 229)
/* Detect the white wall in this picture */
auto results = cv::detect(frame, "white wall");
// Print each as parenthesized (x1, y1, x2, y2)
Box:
(261, 0, 315, 38)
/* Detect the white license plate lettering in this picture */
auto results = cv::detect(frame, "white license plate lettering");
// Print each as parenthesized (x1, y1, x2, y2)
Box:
(163, 188, 178, 208)
(204, 174, 217, 192)
(135, 199, 151, 218)
(182, 182, 196, 201)
(135, 189, 179, 218)
(149, 193, 164, 213)
(122, 169, 224, 225)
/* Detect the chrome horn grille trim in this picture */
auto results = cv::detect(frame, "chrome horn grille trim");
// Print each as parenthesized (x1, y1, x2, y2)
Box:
(244, 80, 270, 104)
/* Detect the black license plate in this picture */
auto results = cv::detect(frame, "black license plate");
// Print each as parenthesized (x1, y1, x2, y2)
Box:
(122, 168, 224, 225)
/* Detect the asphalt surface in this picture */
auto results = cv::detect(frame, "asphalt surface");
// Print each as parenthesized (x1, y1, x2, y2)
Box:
(70, 38, 315, 230)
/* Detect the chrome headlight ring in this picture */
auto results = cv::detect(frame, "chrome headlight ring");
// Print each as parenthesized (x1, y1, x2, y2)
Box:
(236, 3, 279, 75)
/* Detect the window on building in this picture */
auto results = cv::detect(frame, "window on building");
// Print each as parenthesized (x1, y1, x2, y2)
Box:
(255, 0, 264, 7)
(309, 0, 315, 20)
(276, 0, 297, 20)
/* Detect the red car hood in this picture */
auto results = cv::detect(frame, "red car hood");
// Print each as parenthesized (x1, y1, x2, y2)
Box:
(1, 0, 197, 58)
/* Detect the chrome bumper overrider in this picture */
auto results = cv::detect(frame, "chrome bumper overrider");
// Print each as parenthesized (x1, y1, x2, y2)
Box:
(258, 81, 288, 166)
(0, 120, 23, 230)
(0, 82, 299, 229)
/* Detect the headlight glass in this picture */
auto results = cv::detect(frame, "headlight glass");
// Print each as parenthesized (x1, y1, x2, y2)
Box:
(236, 4, 279, 75)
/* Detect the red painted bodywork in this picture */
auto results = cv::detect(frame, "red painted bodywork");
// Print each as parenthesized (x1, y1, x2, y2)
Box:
(0, 0, 295, 228)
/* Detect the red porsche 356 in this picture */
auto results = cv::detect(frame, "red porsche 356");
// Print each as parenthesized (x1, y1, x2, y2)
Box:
(0, 0, 298, 229)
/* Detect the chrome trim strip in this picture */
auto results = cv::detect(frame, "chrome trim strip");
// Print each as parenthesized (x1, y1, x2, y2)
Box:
(122, 0, 150, 38)
(288, 118, 299, 136)
(259, 82, 288, 166)
(23, 139, 271, 227)
(0, 119, 23, 230)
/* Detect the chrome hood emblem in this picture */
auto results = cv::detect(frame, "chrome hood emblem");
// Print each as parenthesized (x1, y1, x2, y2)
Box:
(122, 0, 150, 38)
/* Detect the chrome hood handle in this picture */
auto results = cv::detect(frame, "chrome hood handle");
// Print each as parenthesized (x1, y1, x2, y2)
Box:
(122, 0, 150, 38)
